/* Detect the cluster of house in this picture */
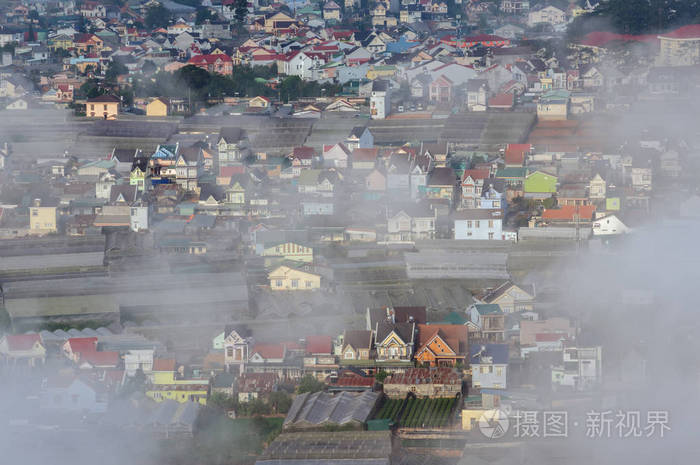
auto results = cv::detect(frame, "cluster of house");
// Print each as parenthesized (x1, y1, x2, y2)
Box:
(0, 276, 603, 424)
(3, 0, 700, 119)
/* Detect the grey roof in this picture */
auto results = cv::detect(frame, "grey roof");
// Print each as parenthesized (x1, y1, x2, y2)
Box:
(453, 209, 503, 221)
(376, 321, 415, 345)
(284, 391, 379, 427)
(372, 80, 389, 92)
(258, 430, 391, 463)
(219, 126, 246, 143)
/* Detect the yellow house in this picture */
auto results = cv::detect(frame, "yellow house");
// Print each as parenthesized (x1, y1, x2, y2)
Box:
(29, 201, 57, 235)
(86, 94, 120, 119)
(146, 97, 169, 117)
(147, 360, 209, 405)
(248, 95, 271, 108)
(366, 65, 397, 80)
(49, 34, 74, 51)
(269, 265, 321, 290)
(462, 408, 503, 431)
(262, 242, 313, 263)
(264, 12, 295, 33)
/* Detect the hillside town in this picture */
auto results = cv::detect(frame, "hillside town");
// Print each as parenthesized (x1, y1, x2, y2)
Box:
(0, 0, 699, 464)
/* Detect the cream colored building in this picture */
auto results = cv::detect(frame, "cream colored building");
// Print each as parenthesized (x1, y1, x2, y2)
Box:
(268, 265, 321, 290)
(146, 97, 169, 117)
(658, 26, 700, 66)
(29, 200, 57, 235)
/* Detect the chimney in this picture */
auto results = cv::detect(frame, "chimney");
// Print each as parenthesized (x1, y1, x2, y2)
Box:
(33, 198, 41, 207)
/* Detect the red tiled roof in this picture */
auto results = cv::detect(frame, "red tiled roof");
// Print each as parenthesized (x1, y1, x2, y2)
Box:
(579, 31, 658, 48)
(188, 54, 232, 65)
(659, 24, 700, 39)
(5, 334, 41, 351)
(488, 92, 514, 108)
(81, 350, 119, 367)
(306, 335, 332, 355)
(219, 165, 246, 177)
(535, 333, 565, 342)
(385, 367, 461, 385)
(153, 358, 176, 371)
(542, 205, 596, 221)
(334, 376, 374, 387)
(352, 148, 378, 162)
(504, 143, 531, 165)
(462, 169, 490, 182)
(251, 343, 285, 359)
(66, 337, 98, 355)
(293, 146, 316, 159)
(416, 324, 468, 355)
(238, 372, 277, 392)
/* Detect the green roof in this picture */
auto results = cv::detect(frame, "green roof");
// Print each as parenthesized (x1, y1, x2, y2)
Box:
(495, 167, 527, 178)
(473, 304, 503, 315)
(439, 311, 468, 325)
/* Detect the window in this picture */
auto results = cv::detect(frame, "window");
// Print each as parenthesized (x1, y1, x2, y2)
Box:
(488, 232, 494, 240)
(90, 104, 95, 110)
(480, 366, 489, 374)
(227, 347, 233, 357)
(475, 221, 480, 228)
(467, 220, 472, 228)
(488, 220, 494, 228)
(496, 367, 503, 377)
(291, 279, 298, 288)
(305, 281, 312, 288)
(32, 210, 38, 216)
(276, 280, 282, 287)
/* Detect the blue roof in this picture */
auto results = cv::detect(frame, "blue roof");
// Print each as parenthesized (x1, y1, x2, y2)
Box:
(386, 36, 419, 54)
(469, 343, 508, 364)
(474, 304, 503, 315)
(151, 144, 178, 160)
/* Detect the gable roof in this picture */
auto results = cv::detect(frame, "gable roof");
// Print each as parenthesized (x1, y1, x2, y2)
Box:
(251, 343, 285, 360)
(4, 334, 42, 351)
(469, 343, 508, 364)
(376, 321, 415, 346)
(306, 335, 333, 355)
(416, 324, 468, 355)
(343, 330, 372, 350)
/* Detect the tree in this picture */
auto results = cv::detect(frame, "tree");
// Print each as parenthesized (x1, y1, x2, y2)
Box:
(145, 4, 172, 30)
(196, 7, 216, 24)
(105, 60, 128, 83)
(234, 0, 248, 23)
(268, 391, 293, 414)
(375, 369, 389, 383)
(297, 374, 325, 394)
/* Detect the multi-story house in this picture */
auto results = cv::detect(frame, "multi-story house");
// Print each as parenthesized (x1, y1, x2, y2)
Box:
(468, 304, 505, 342)
(500, 0, 529, 14)
(469, 343, 508, 389)
(454, 209, 503, 240)
(460, 169, 491, 209)
(269, 265, 321, 290)
(217, 127, 249, 174)
(414, 324, 468, 367)
(551, 345, 602, 391)
(187, 54, 233, 76)
(222, 326, 253, 373)
(340, 330, 373, 361)
(386, 205, 437, 242)
(374, 321, 416, 361)
(175, 146, 202, 192)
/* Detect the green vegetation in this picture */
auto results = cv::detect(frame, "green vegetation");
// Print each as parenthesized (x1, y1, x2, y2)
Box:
(373, 396, 457, 428)
(208, 391, 293, 416)
(163, 413, 283, 465)
(145, 4, 172, 30)
(296, 374, 326, 394)
(569, 0, 700, 38)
